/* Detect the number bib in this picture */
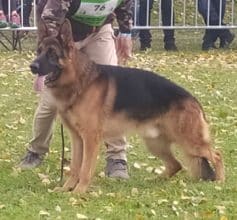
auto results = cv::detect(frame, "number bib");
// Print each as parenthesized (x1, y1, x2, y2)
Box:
(72, 0, 122, 27)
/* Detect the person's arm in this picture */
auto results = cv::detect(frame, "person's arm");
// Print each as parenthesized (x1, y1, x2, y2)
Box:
(34, 0, 72, 92)
(114, 0, 134, 64)
(115, 0, 133, 34)
(37, 0, 72, 36)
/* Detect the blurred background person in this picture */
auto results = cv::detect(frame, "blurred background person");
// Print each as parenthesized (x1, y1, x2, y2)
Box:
(198, 0, 235, 50)
(138, 0, 177, 51)
(0, 0, 21, 28)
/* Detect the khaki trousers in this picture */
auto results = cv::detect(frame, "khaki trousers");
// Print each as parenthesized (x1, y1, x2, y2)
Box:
(28, 24, 127, 161)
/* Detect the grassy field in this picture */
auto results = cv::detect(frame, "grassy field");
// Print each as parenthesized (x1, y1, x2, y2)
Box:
(0, 30, 237, 220)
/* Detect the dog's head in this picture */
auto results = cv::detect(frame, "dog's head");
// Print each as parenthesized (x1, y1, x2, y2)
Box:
(30, 19, 74, 87)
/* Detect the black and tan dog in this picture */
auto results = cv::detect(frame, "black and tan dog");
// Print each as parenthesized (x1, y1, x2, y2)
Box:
(30, 19, 224, 193)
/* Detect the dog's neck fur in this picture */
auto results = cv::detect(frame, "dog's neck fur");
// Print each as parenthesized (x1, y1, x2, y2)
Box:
(73, 49, 99, 89)
(49, 47, 100, 111)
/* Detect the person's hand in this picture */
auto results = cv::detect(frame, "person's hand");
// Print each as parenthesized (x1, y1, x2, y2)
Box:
(33, 75, 45, 92)
(116, 33, 133, 65)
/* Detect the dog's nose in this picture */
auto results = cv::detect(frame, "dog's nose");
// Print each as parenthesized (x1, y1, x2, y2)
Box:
(30, 62, 39, 74)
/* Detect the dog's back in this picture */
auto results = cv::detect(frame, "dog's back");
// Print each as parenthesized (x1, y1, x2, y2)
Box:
(98, 65, 197, 119)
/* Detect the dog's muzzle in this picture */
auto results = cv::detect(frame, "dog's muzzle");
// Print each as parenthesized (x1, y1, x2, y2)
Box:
(30, 61, 62, 87)
(30, 62, 40, 74)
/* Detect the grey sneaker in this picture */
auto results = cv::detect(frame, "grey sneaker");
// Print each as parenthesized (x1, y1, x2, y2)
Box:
(105, 159, 129, 179)
(19, 150, 44, 169)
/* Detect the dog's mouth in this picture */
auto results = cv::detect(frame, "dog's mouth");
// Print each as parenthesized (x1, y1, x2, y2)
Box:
(44, 70, 61, 87)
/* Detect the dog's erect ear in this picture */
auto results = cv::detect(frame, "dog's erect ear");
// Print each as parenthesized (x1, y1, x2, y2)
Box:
(37, 18, 49, 43)
(59, 19, 74, 45)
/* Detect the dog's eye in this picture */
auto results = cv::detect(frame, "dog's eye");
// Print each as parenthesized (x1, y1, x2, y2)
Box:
(47, 48, 58, 61)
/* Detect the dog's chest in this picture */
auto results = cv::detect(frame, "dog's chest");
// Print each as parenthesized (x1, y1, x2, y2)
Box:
(59, 107, 82, 132)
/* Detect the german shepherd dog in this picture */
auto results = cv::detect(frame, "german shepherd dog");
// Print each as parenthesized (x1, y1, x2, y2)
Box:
(30, 19, 224, 193)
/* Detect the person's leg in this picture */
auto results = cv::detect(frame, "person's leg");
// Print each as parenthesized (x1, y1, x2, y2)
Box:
(0, 0, 7, 28)
(10, 0, 17, 11)
(9, 0, 21, 28)
(74, 25, 129, 179)
(0, 0, 3, 11)
(139, 0, 153, 50)
(219, 29, 235, 48)
(161, 0, 177, 51)
(19, 90, 57, 169)
(201, 29, 218, 50)
(198, 0, 218, 50)
(130, 0, 139, 39)
(22, 0, 33, 26)
(212, 0, 235, 48)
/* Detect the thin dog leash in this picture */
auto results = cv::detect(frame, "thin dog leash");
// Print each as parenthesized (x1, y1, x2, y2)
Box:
(60, 124, 65, 184)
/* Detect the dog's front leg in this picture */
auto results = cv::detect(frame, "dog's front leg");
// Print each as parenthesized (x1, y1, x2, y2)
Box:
(73, 131, 100, 194)
(54, 131, 83, 192)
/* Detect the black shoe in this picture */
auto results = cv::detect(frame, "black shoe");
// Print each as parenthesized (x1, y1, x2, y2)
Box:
(202, 42, 217, 51)
(164, 42, 178, 51)
(140, 43, 151, 51)
(19, 150, 44, 169)
(202, 29, 219, 51)
(105, 159, 129, 179)
(220, 32, 235, 48)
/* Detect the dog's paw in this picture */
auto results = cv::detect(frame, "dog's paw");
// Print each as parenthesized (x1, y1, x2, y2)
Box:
(53, 186, 68, 192)
(72, 183, 88, 194)
(63, 176, 79, 190)
(53, 176, 79, 192)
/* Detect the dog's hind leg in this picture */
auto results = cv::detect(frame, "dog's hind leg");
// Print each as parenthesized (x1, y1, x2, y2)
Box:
(144, 136, 182, 178)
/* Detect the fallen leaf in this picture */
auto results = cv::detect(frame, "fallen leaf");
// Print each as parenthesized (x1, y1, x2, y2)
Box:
(151, 209, 156, 216)
(55, 205, 61, 212)
(146, 166, 154, 173)
(133, 162, 141, 169)
(106, 193, 116, 197)
(154, 168, 162, 175)
(76, 213, 88, 219)
(39, 210, 50, 216)
(98, 171, 105, 178)
(19, 117, 26, 124)
(38, 173, 51, 185)
(131, 188, 139, 196)
(0, 204, 6, 209)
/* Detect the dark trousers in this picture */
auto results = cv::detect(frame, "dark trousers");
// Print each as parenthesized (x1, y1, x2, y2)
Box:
(198, 0, 229, 43)
(21, 0, 33, 26)
(161, 0, 175, 43)
(139, 0, 153, 46)
(139, 0, 175, 46)
(17, 0, 33, 26)
(198, 0, 226, 24)
(0, 0, 17, 14)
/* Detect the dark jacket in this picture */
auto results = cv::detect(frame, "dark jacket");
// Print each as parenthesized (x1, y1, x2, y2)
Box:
(37, 0, 133, 41)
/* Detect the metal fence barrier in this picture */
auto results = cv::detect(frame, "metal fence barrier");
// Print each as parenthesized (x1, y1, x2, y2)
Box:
(0, 0, 36, 50)
(0, 0, 236, 50)
(133, 0, 237, 30)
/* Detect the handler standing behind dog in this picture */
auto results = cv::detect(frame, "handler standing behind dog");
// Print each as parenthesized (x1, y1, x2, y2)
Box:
(19, 0, 133, 179)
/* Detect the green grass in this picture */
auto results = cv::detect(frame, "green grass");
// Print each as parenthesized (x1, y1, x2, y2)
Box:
(0, 32, 237, 220)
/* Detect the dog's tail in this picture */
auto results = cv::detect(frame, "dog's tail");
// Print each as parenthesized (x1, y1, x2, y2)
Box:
(200, 157, 216, 180)
(184, 156, 216, 181)
(169, 98, 225, 181)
